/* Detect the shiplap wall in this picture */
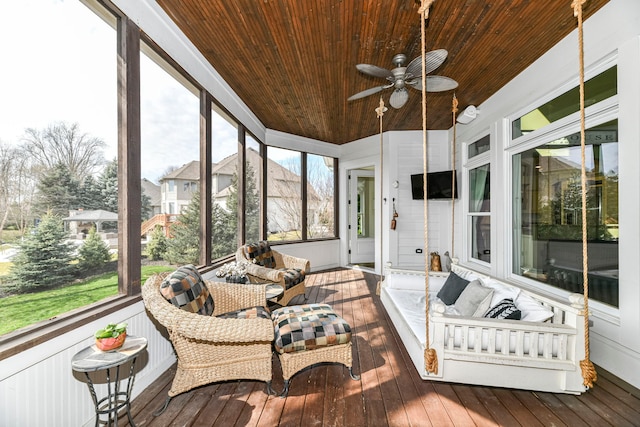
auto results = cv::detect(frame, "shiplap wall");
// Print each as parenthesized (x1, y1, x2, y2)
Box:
(387, 130, 461, 269)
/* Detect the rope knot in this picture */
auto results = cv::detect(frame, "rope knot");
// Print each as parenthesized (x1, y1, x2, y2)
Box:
(425, 348, 438, 375)
(580, 359, 597, 389)
(418, 0, 435, 18)
(571, 0, 587, 17)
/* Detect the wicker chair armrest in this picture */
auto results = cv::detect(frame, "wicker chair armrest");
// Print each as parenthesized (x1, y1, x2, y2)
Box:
(274, 251, 310, 272)
(173, 316, 274, 343)
(244, 262, 284, 282)
(206, 282, 266, 314)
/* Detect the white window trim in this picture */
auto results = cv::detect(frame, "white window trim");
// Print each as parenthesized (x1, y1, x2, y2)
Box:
(505, 98, 620, 320)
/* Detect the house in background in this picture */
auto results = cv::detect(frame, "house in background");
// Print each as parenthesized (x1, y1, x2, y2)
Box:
(150, 147, 326, 237)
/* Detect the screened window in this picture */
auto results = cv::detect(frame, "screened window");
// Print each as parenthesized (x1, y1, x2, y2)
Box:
(267, 147, 302, 241)
(245, 135, 262, 244)
(210, 105, 239, 259)
(0, 0, 117, 336)
(512, 120, 618, 307)
(307, 154, 336, 238)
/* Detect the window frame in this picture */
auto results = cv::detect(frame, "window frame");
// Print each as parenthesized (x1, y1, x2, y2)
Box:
(505, 84, 619, 314)
(463, 135, 492, 269)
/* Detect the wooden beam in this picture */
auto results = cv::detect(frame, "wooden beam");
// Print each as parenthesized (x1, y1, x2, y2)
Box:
(117, 16, 141, 296)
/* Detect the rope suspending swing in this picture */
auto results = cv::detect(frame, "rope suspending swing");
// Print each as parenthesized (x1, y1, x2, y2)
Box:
(572, 0, 597, 389)
(419, 0, 438, 375)
(375, 97, 387, 296)
(450, 94, 458, 258)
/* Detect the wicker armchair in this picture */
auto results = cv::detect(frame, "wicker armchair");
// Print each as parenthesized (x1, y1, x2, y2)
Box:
(236, 241, 310, 306)
(141, 272, 275, 414)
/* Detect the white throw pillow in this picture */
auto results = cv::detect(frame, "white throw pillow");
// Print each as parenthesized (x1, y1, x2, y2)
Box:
(515, 292, 554, 322)
(481, 278, 521, 309)
(454, 280, 494, 317)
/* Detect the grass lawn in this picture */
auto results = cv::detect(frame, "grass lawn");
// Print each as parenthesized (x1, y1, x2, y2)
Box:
(0, 265, 174, 336)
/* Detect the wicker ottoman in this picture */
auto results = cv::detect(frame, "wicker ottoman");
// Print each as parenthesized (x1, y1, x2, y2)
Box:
(271, 303, 360, 397)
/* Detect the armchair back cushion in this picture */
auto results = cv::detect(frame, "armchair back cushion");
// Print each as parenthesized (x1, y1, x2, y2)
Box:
(243, 240, 276, 269)
(160, 264, 214, 316)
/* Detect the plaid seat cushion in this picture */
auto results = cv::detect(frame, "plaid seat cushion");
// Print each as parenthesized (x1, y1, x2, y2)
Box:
(216, 305, 271, 320)
(243, 240, 276, 269)
(280, 268, 305, 289)
(160, 264, 214, 316)
(272, 303, 352, 354)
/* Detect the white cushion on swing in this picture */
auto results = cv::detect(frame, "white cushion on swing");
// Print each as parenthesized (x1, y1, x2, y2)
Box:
(384, 287, 562, 357)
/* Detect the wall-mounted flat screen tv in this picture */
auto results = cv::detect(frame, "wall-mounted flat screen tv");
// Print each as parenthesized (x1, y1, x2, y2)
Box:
(411, 170, 458, 200)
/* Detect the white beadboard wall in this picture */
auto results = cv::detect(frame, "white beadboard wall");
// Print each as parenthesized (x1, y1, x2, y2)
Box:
(0, 301, 175, 427)
(387, 130, 460, 269)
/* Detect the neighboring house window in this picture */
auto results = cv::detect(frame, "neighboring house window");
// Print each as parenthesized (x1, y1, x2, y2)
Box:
(168, 180, 175, 192)
(183, 181, 196, 192)
(510, 64, 618, 307)
(168, 202, 176, 214)
(465, 135, 491, 264)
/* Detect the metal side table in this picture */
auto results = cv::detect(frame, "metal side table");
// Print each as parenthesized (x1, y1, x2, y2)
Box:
(72, 336, 147, 427)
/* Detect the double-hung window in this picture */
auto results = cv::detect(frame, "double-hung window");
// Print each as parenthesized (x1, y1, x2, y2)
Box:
(466, 135, 491, 264)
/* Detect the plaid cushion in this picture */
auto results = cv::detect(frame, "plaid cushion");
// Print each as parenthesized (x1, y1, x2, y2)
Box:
(243, 240, 276, 269)
(272, 304, 352, 354)
(160, 264, 214, 316)
(216, 305, 271, 320)
(280, 268, 305, 289)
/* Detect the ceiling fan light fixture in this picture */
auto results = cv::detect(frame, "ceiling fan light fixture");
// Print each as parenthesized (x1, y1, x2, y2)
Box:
(389, 88, 409, 109)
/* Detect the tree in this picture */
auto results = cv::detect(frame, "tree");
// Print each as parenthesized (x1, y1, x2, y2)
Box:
(98, 159, 118, 214)
(78, 226, 112, 271)
(7, 212, 77, 293)
(0, 143, 38, 236)
(22, 122, 105, 182)
(78, 174, 102, 211)
(165, 191, 201, 265)
(147, 226, 168, 261)
(34, 163, 80, 217)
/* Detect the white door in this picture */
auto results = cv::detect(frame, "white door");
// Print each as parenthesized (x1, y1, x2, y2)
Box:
(349, 169, 375, 264)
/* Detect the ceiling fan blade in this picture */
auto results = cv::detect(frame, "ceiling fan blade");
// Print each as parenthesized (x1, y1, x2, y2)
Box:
(406, 49, 448, 77)
(347, 85, 388, 101)
(356, 63, 394, 79)
(408, 75, 458, 92)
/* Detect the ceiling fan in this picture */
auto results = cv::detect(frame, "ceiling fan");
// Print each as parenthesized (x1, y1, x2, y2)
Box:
(347, 50, 458, 109)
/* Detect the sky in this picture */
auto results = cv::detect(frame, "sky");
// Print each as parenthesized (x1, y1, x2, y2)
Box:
(0, 0, 278, 184)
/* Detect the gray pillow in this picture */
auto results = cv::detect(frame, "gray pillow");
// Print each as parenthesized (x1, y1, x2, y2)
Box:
(454, 280, 494, 317)
(436, 271, 470, 305)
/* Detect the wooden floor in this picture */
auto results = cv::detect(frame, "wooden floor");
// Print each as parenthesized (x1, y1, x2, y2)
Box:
(125, 268, 640, 426)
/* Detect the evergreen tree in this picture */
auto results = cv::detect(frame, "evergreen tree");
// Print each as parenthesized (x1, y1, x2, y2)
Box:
(147, 226, 168, 261)
(98, 159, 118, 213)
(35, 163, 80, 217)
(78, 174, 102, 210)
(225, 164, 260, 244)
(7, 212, 77, 293)
(78, 226, 112, 271)
(165, 191, 201, 265)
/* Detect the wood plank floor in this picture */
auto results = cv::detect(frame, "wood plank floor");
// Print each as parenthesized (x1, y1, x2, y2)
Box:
(125, 268, 640, 426)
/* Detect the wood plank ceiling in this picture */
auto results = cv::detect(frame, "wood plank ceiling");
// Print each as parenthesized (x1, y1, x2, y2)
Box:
(156, 0, 610, 145)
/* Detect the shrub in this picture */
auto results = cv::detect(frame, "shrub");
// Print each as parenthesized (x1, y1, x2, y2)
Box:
(78, 227, 112, 271)
(147, 226, 168, 261)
